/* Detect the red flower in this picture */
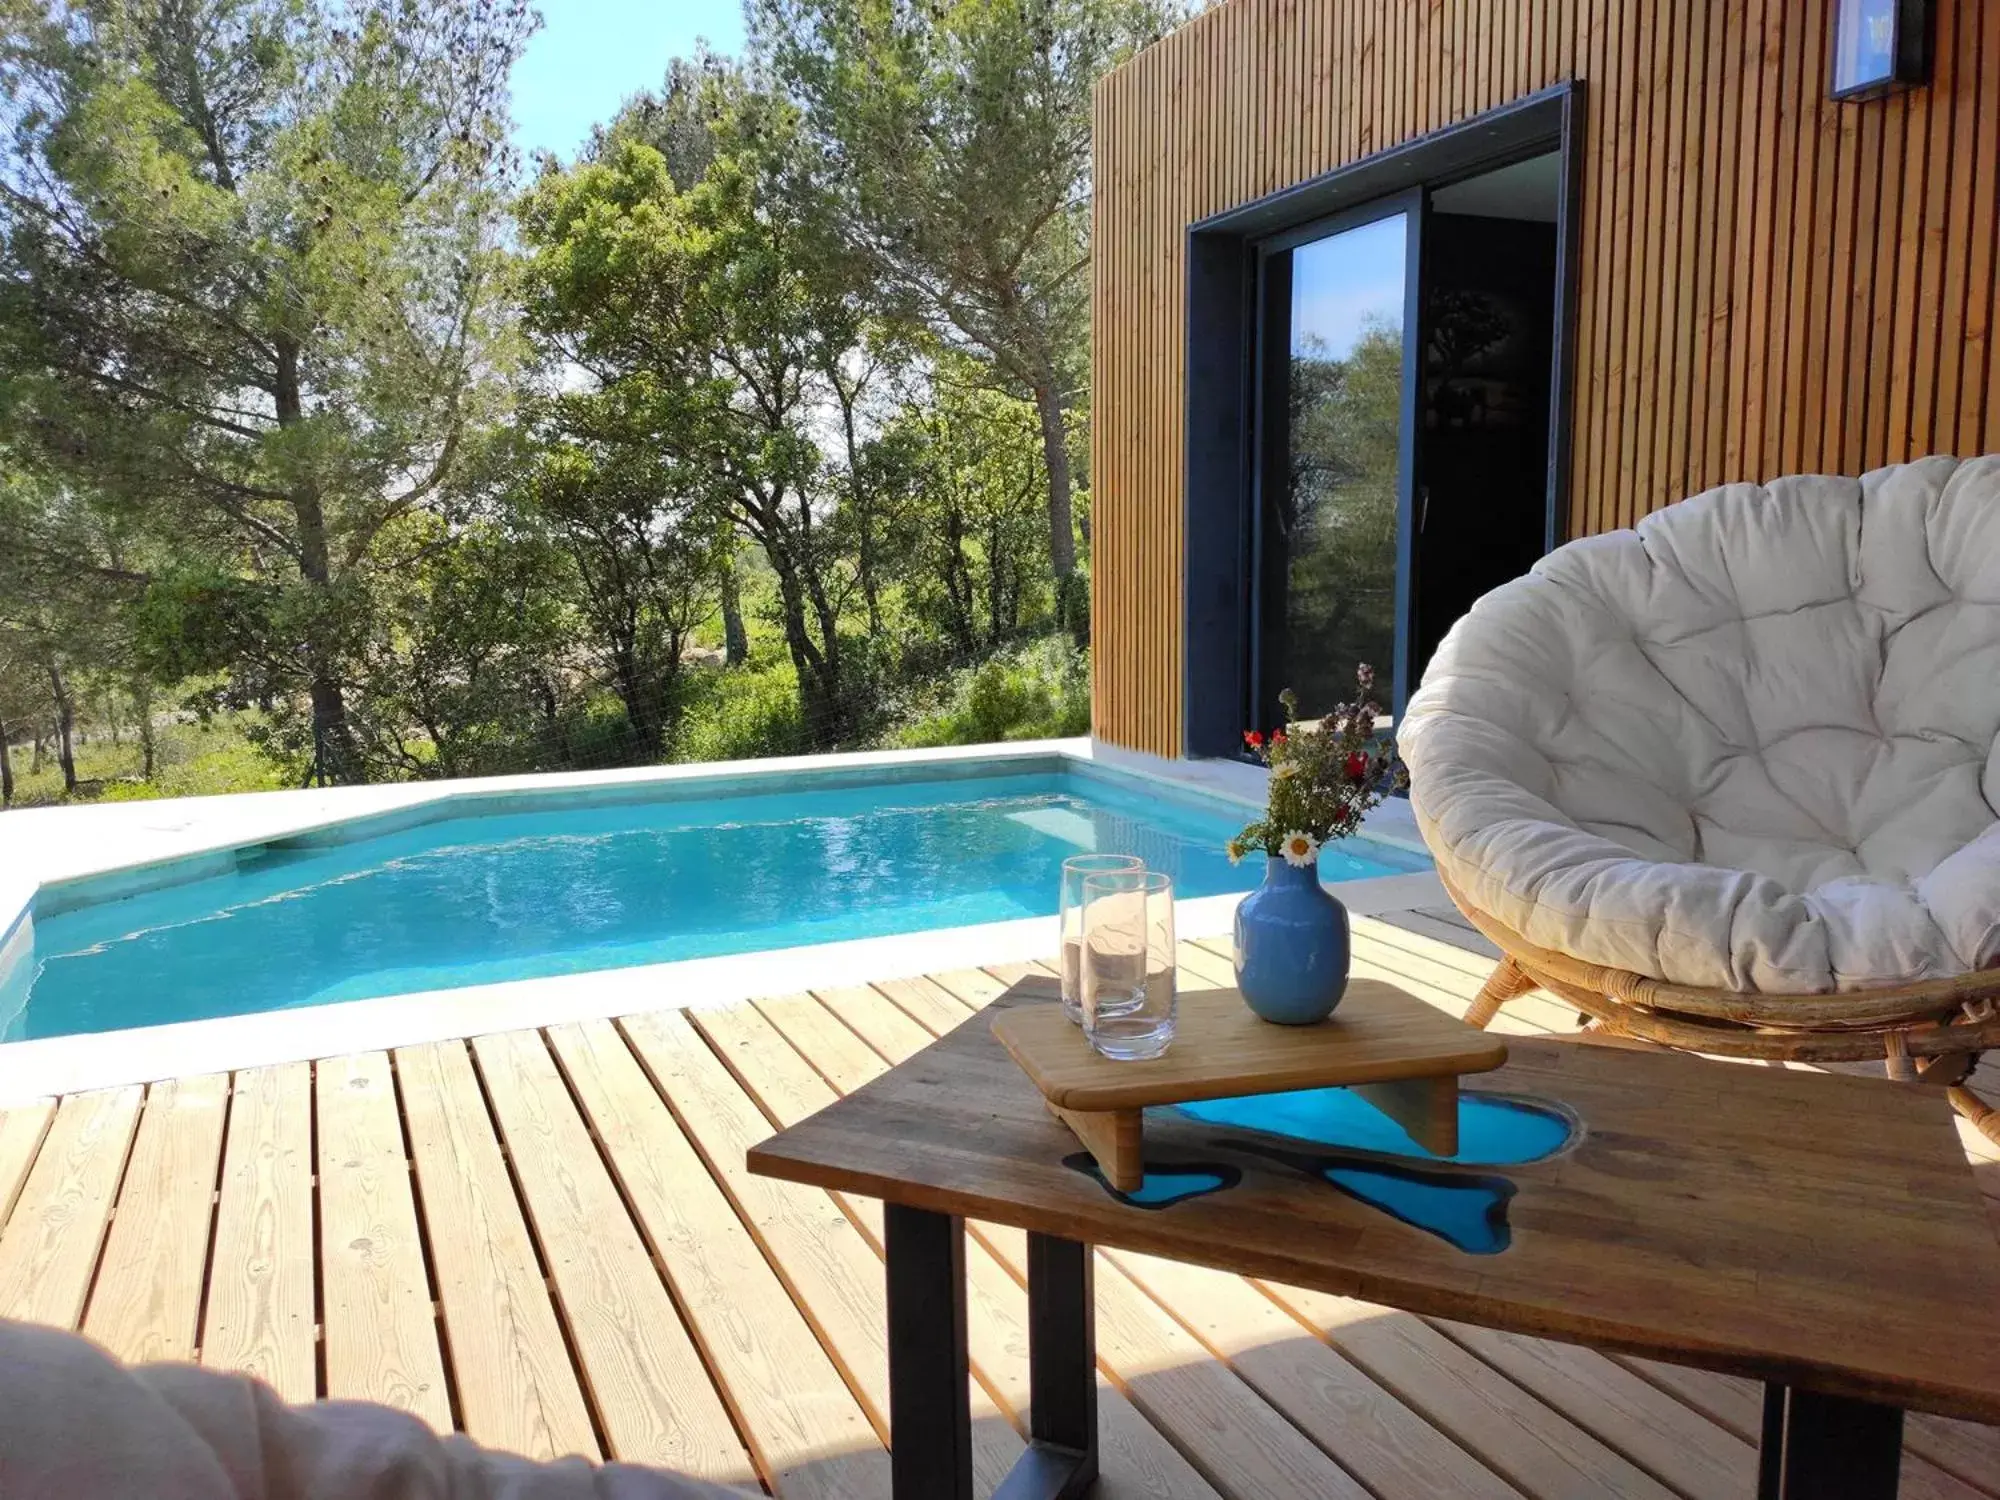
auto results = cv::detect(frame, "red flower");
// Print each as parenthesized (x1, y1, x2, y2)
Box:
(1345, 751, 1370, 781)
(1244, 730, 1264, 749)
(1272, 728, 1287, 744)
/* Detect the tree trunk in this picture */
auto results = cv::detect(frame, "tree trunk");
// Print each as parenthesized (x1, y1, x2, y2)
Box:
(47, 663, 76, 793)
(0, 720, 13, 805)
(610, 638, 665, 760)
(1030, 377, 1080, 636)
(136, 690, 157, 781)
(720, 544, 748, 666)
(836, 382, 882, 636)
(277, 332, 363, 785)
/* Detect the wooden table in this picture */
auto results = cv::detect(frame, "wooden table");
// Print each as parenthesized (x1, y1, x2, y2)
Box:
(748, 974, 2000, 1500)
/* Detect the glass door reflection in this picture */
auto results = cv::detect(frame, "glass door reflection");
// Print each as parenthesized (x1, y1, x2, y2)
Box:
(1254, 205, 1413, 732)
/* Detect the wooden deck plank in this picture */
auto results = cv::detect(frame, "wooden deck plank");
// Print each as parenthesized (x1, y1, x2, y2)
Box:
(871, 974, 983, 1040)
(1352, 913, 1504, 980)
(618, 1009, 896, 1434)
(752, 990, 1226, 1500)
(807, 985, 935, 1066)
(0, 1098, 56, 1227)
(548, 1017, 888, 1500)
(1903, 1414, 2000, 1500)
(1106, 1247, 1523, 1498)
(0, 1085, 142, 1328)
(316, 1051, 452, 1430)
(650, 1003, 1028, 1495)
(82, 1073, 229, 1364)
(1259, 1283, 1677, 1500)
(201, 1061, 315, 1400)
(1619, 1356, 1992, 1500)
(752, 983, 1373, 1500)
(1434, 1319, 1755, 1497)
(395, 1039, 597, 1462)
(469, 1027, 752, 1484)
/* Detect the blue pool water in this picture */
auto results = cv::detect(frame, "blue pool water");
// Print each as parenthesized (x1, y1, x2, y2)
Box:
(1, 764, 1428, 1041)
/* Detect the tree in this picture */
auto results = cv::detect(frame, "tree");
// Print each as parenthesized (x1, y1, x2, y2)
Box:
(753, 0, 1181, 634)
(0, 466, 144, 793)
(0, 0, 532, 783)
(901, 368, 1049, 658)
(516, 89, 878, 745)
(512, 399, 721, 759)
(342, 512, 571, 778)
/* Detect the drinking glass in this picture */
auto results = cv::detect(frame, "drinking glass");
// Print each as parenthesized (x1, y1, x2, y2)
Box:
(1059, 853, 1144, 1024)
(1081, 869, 1177, 1060)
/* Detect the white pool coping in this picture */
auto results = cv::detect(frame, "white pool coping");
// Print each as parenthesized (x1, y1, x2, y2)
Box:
(0, 737, 1444, 1102)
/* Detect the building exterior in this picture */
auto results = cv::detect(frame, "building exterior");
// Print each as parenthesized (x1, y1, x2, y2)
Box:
(1090, 0, 2000, 761)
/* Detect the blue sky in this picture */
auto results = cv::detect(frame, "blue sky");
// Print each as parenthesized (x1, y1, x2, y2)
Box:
(1291, 212, 1407, 360)
(511, 0, 748, 161)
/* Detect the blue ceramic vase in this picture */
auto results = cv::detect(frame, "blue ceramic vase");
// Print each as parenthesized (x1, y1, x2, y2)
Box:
(1233, 856, 1350, 1025)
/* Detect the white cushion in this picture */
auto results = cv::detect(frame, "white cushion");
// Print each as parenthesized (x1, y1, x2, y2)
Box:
(1400, 455, 2000, 993)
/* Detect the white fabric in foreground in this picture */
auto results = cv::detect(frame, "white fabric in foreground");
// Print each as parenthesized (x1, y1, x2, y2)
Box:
(1400, 454, 2000, 994)
(0, 1318, 752, 1500)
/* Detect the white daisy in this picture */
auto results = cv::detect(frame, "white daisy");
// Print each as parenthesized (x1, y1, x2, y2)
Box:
(1279, 830, 1319, 868)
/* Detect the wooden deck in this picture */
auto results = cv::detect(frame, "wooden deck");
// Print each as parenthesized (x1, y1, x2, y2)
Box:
(2, 916, 1998, 1499)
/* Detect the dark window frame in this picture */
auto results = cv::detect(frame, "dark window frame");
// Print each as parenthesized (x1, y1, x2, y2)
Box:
(1181, 81, 1585, 760)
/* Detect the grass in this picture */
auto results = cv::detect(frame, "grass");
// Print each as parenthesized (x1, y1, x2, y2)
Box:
(3, 713, 285, 809)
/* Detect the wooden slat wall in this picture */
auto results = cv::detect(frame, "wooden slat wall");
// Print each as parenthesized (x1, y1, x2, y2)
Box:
(1091, 0, 2000, 756)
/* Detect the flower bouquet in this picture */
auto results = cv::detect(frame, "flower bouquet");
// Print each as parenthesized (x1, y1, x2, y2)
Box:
(1227, 665, 1406, 1024)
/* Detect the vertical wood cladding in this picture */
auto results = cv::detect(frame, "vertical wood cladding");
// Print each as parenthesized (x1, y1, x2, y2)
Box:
(1092, 0, 2000, 756)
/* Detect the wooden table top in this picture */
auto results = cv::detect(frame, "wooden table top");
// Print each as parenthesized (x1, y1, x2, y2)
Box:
(748, 977, 2000, 1423)
(991, 978, 1507, 1111)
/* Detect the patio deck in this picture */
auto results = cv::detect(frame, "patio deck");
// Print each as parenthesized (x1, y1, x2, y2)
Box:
(1, 917, 1996, 1499)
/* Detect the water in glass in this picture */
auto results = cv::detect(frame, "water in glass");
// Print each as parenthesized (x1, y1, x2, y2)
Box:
(1059, 853, 1144, 1024)
(1081, 869, 1176, 1059)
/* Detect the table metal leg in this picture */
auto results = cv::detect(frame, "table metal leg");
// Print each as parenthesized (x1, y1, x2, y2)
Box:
(1759, 1383, 1904, 1499)
(885, 1203, 973, 1500)
(995, 1232, 1099, 1499)
(884, 1207, 1100, 1500)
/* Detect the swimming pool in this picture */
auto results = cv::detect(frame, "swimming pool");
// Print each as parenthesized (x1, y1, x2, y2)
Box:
(0, 760, 1429, 1041)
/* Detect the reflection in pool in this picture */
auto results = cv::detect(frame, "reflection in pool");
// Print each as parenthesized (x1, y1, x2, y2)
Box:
(1066, 1087, 1577, 1255)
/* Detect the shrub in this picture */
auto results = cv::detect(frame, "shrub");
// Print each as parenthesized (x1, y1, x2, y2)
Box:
(673, 658, 810, 763)
(895, 636, 1089, 748)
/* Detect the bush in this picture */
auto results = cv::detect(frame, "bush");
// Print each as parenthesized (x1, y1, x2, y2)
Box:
(673, 657, 810, 763)
(894, 636, 1089, 748)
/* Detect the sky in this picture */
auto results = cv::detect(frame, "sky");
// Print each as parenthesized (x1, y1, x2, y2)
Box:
(1291, 212, 1407, 361)
(510, 0, 748, 162)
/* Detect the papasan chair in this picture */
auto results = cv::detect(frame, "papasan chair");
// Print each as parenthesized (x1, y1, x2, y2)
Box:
(1401, 454, 2000, 1143)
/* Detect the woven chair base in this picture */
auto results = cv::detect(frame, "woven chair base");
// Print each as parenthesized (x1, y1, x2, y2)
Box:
(1439, 871, 2000, 1147)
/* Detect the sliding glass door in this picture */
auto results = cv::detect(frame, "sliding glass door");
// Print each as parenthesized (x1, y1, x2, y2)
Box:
(1250, 193, 1421, 733)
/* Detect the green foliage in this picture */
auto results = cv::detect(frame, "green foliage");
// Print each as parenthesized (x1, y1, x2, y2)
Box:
(673, 657, 809, 763)
(0, 2, 1142, 806)
(1275, 320, 1405, 715)
(896, 637, 1089, 748)
(5, 709, 284, 807)
(754, 0, 1184, 612)
(0, 0, 535, 782)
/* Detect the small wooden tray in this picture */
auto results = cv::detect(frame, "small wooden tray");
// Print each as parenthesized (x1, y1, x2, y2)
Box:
(991, 979, 1508, 1191)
